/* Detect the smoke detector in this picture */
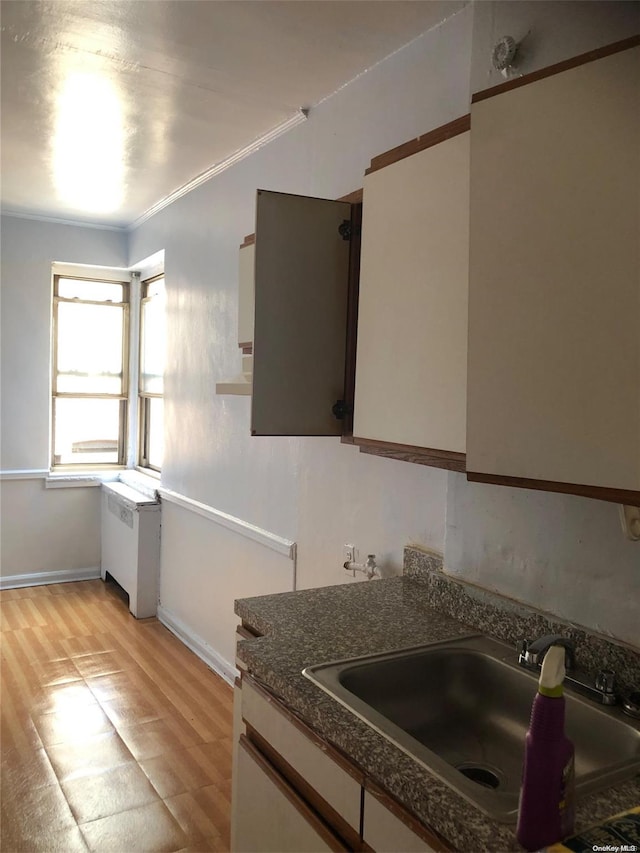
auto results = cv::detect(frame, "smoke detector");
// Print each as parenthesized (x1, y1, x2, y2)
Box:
(492, 36, 519, 73)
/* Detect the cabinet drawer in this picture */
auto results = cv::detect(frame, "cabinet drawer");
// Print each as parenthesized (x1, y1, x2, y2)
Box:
(363, 786, 450, 853)
(236, 736, 347, 853)
(242, 677, 362, 833)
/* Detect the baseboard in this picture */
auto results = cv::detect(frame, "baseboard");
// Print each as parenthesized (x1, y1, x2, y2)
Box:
(157, 604, 237, 686)
(0, 566, 101, 590)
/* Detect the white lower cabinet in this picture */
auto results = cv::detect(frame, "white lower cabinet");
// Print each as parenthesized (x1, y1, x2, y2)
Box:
(231, 673, 451, 853)
(240, 677, 362, 833)
(235, 736, 346, 853)
(363, 788, 438, 853)
(232, 676, 361, 851)
(230, 680, 245, 852)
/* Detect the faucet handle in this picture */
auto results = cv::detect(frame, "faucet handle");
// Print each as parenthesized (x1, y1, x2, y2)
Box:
(518, 639, 541, 670)
(518, 635, 575, 671)
(365, 555, 379, 580)
(595, 669, 616, 695)
(528, 635, 575, 670)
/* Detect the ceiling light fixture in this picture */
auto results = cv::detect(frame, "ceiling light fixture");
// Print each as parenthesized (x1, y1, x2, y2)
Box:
(52, 71, 125, 214)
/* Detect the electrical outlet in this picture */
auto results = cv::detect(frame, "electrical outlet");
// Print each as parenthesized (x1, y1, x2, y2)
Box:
(343, 544, 356, 565)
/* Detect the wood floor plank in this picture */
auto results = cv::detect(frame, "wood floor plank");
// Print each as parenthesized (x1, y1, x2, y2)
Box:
(0, 578, 233, 853)
(0, 585, 53, 602)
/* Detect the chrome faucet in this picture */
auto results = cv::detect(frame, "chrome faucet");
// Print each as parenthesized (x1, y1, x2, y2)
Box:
(518, 634, 576, 671)
(518, 634, 618, 706)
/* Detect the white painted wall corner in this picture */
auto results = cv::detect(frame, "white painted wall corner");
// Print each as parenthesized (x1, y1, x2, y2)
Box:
(157, 604, 237, 686)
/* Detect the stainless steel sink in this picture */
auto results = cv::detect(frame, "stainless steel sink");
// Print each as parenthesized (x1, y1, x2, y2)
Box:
(303, 635, 640, 822)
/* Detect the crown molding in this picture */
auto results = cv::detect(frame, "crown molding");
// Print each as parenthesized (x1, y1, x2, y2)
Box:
(128, 108, 309, 231)
(0, 209, 127, 231)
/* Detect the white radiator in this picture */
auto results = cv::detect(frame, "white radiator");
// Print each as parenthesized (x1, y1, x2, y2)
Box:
(101, 482, 161, 618)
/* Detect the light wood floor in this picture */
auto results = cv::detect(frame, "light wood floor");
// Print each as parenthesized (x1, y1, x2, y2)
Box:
(0, 579, 234, 852)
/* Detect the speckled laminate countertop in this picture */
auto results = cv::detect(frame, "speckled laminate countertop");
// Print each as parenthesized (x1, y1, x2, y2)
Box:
(235, 574, 640, 853)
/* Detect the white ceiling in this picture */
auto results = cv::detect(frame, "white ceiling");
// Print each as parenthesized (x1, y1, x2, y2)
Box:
(0, 0, 466, 228)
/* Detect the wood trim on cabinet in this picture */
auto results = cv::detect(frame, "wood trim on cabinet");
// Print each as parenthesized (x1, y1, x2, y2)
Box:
(341, 201, 363, 440)
(337, 188, 364, 204)
(238, 735, 349, 852)
(365, 115, 470, 176)
(466, 471, 640, 507)
(472, 34, 640, 104)
(241, 190, 363, 248)
(242, 675, 364, 783)
(354, 437, 466, 473)
(246, 726, 361, 851)
(364, 780, 454, 852)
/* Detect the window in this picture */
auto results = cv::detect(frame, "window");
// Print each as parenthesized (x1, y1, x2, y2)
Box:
(138, 274, 165, 471)
(52, 275, 129, 467)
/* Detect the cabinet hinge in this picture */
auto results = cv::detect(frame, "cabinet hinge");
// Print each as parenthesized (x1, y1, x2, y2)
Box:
(331, 399, 352, 420)
(338, 220, 360, 241)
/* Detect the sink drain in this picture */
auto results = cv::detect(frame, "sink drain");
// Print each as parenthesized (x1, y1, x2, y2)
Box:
(456, 764, 501, 789)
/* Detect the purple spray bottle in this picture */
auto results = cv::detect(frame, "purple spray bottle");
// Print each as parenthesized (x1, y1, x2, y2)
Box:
(516, 644, 575, 851)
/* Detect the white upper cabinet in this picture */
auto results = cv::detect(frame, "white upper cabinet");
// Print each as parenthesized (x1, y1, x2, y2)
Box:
(237, 240, 255, 350)
(467, 43, 640, 502)
(215, 238, 255, 396)
(353, 122, 470, 468)
(251, 190, 351, 436)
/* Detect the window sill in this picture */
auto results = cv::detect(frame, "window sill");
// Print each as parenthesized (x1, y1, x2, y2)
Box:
(119, 469, 161, 500)
(45, 469, 123, 489)
(45, 468, 161, 492)
(135, 466, 161, 481)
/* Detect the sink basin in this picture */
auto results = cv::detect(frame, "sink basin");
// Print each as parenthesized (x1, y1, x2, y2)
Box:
(303, 635, 640, 822)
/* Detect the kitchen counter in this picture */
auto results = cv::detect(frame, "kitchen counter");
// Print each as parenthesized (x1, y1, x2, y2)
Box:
(235, 565, 640, 852)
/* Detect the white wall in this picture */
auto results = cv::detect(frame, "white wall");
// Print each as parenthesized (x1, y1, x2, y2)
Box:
(444, 1, 640, 650)
(159, 501, 296, 670)
(0, 479, 101, 578)
(445, 477, 640, 646)
(0, 216, 127, 579)
(128, 6, 472, 631)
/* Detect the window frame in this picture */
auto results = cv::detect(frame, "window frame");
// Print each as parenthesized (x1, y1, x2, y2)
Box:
(51, 274, 130, 470)
(138, 272, 165, 473)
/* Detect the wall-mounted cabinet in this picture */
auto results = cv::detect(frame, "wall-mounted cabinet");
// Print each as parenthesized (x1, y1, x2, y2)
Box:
(251, 190, 353, 436)
(237, 237, 255, 352)
(216, 235, 255, 396)
(237, 39, 640, 498)
(352, 118, 470, 472)
(466, 39, 640, 505)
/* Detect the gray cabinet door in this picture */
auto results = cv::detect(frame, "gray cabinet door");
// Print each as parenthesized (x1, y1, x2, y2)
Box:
(251, 190, 351, 436)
